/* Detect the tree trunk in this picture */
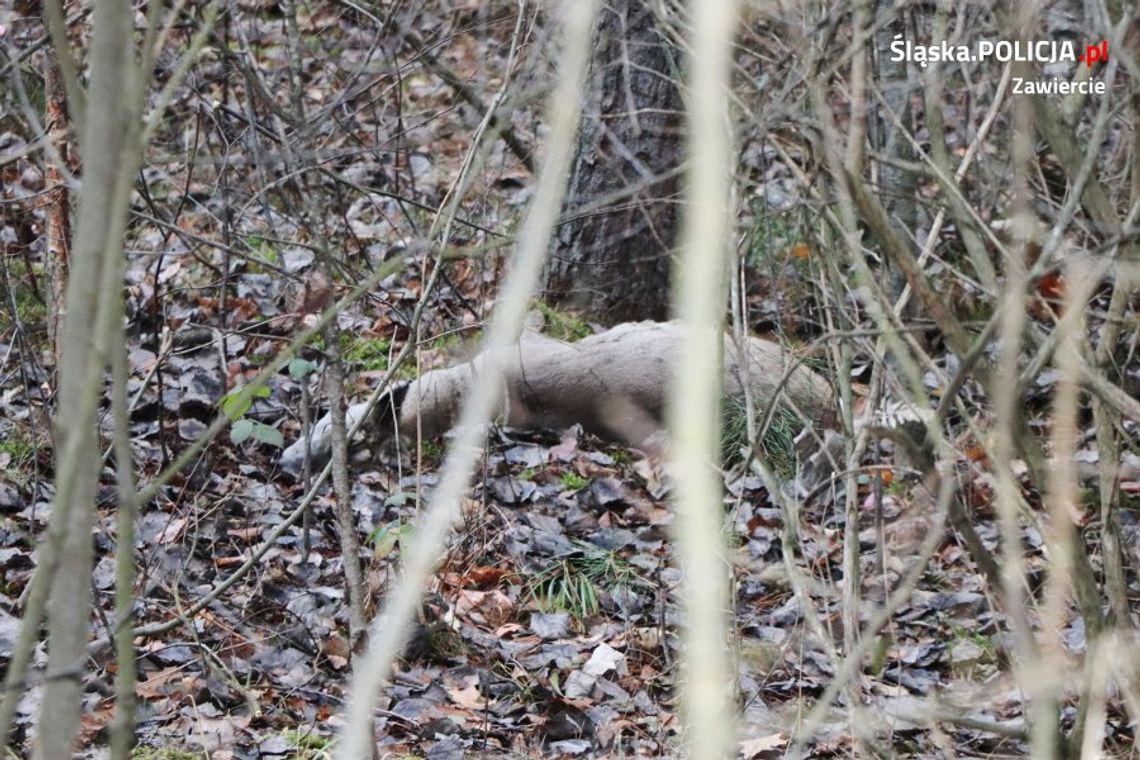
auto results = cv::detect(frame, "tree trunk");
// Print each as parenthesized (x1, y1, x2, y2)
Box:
(32, 0, 141, 752)
(543, 0, 682, 323)
(871, 7, 917, 305)
(42, 41, 72, 367)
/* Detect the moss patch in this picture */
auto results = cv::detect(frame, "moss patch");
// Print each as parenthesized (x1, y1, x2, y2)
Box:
(531, 300, 592, 341)
(340, 334, 391, 371)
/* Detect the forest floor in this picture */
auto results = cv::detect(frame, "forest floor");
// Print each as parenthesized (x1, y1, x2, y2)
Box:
(2, 2, 1140, 758)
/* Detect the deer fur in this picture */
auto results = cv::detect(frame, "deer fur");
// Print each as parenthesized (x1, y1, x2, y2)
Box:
(280, 321, 835, 472)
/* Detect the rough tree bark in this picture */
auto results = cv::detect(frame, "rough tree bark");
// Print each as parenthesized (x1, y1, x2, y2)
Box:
(543, 0, 682, 322)
(871, 6, 917, 304)
(42, 41, 72, 366)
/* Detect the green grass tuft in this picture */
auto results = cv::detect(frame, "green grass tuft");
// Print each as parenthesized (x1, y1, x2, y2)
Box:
(720, 395, 802, 478)
(527, 542, 645, 620)
(559, 471, 589, 491)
